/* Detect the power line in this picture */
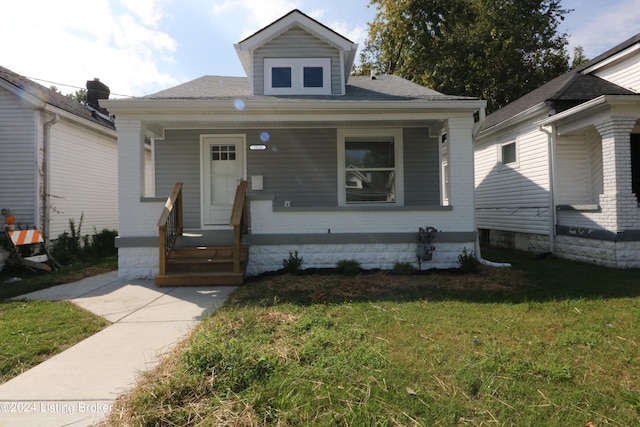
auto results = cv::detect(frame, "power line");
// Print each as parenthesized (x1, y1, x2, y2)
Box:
(26, 76, 134, 98)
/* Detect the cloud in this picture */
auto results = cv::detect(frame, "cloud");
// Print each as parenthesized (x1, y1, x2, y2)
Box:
(564, 0, 640, 59)
(0, 0, 179, 97)
(211, 0, 302, 39)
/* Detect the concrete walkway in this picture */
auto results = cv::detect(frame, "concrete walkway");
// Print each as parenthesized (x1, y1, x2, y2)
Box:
(0, 271, 237, 427)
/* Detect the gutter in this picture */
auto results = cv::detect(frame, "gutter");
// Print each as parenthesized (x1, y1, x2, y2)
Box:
(42, 113, 60, 242)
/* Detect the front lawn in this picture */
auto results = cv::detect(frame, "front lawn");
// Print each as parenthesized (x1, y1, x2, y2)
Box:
(0, 300, 108, 383)
(103, 251, 640, 426)
(0, 258, 115, 383)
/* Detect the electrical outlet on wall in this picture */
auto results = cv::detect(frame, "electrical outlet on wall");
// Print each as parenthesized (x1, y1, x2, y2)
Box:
(284, 201, 291, 208)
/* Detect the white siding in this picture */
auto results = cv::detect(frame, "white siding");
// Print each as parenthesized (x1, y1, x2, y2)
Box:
(0, 87, 37, 227)
(253, 27, 341, 95)
(475, 123, 551, 234)
(48, 120, 118, 238)
(556, 135, 591, 204)
(593, 52, 640, 92)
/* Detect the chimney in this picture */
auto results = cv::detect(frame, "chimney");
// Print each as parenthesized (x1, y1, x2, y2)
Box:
(86, 78, 110, 114)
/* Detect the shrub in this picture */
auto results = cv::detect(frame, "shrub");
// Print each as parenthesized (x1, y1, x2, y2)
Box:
(391, 261, 417, 275)
(458, 248, 480, 273)
(282, 250, 304, 274)
(51, 216, 117, 265)
(336, 259, 361, 275)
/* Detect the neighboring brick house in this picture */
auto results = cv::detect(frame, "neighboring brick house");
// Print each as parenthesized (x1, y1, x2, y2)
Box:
(0, 66, 118, 245)
(475, 34, 640, 267)
(103, 10, 486, 284)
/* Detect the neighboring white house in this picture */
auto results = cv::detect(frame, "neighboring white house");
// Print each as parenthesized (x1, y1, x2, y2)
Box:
(103, 10, 486, 283)
(475, 34, 640, 268)
(0, 66, 122, 247)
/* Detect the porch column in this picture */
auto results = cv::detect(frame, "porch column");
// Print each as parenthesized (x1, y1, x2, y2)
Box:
(445, 116, 476, 231)
(117, 119, 147, 235)
(595, 116, 639, 232)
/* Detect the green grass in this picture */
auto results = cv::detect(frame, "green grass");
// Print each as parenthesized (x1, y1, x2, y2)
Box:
(0, 256, 117, 300)
(0, 257, 115, 383)
(0, 300, 108, 383)
(103, 251, 640, 426)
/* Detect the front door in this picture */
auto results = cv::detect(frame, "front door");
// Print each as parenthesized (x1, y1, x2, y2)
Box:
(201, 135, 245, 228)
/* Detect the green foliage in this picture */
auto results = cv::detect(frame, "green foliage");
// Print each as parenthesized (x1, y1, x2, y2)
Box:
(458, 247, 480, 273)
(51, 215, 117, 265)
(391, 261, 417, 275)
(362, 0, 572, 112)
(282, 250, 304, 274)
(335, 259, 361, 275)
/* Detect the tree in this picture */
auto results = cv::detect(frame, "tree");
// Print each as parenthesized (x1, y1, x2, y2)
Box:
(361, 0, 572, 112)
(66, 88, 88, 104)
(570, 46, 589, 69)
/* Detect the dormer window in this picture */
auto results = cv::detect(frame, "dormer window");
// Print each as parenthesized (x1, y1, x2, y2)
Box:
(264, 58, 331, 95)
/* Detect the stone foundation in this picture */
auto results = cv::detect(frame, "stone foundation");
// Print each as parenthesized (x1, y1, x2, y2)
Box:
(117, 241, 478, 279)
(247, 242, 476, 276)
(482, 229, 640, 268)
(484, 229, 550, 253)
(118, 247, 158, 279)
(554, 235, 640, 268)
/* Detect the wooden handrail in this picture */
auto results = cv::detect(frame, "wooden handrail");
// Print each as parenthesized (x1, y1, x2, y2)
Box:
(158, 182, 183, 275)
(230, 180, 248, 273)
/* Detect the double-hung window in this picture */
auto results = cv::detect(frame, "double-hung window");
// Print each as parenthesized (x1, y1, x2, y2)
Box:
(264, 58, 331, 95)
(338, 129, 404, 205)
(498, 140, 518, 169)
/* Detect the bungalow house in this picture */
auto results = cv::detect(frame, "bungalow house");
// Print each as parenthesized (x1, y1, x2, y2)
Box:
(475, 34, 640, 268)
(0, 66, 125, 267)
(103, 10, 486, 285)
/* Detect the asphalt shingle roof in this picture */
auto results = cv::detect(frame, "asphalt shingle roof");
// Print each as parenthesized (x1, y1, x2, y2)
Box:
(483, 33, 640, 131)
(142, 74, 478, 102)
(0, 65, 114, 130)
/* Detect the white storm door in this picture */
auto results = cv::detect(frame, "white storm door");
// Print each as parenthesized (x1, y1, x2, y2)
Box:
(201, 135, 245, 228)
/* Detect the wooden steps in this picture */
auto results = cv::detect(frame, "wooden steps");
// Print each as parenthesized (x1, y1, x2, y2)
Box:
(155, 246, 248, 287)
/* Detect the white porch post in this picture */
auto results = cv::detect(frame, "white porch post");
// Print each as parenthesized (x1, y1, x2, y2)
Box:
(445, 116, 477, 232)
(595, 116, 640, 233)
(115, 119, 162, 279)
(117, 120, 146, 235)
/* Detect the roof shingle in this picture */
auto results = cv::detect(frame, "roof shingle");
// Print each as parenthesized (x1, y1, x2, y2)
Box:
(0, 65, 114, 130)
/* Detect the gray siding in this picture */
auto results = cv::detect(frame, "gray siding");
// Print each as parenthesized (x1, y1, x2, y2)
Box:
(156, 127, 443, 228)
(0, 87, 37, 228)
(403, 128, 440, 205)
(155, 130, 202, 229)
(156, 128, 338, 228)
(253, 27, 341, 95)
(247, 128, 337, 207)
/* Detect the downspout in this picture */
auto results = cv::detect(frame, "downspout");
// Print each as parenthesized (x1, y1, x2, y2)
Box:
(539, 124, 557, 253)
(42, 113, 60, 242)
(473, 110, 485, 261)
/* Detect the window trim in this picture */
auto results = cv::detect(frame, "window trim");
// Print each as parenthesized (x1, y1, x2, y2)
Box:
(337, 128, 404, 206)
(264, 58, 331, 95)
(498, 140, 519, 170)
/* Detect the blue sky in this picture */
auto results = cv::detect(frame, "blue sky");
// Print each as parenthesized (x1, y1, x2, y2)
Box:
(2, 0, 639, 98)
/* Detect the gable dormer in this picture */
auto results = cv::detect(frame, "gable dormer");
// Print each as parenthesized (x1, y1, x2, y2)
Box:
(234, 10, 358, 96)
